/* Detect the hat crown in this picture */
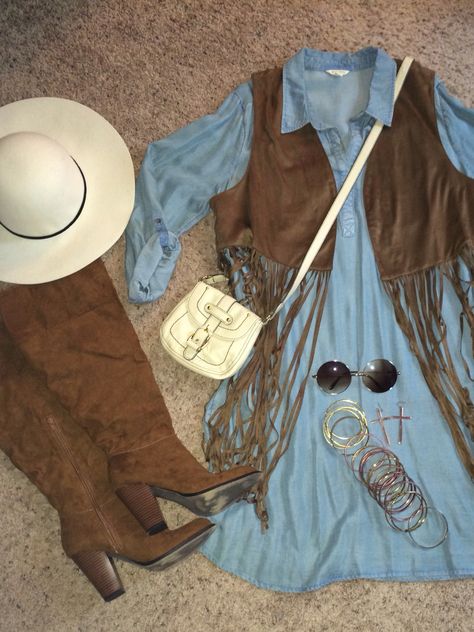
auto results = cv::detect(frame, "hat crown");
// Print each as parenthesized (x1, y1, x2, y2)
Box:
(0, 132, 85, 238)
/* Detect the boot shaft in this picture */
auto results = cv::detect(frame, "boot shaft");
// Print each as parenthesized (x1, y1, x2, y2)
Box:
(0, 263, 260, 522)
(0, 319, 216, 601)
(0, 260, 172, 456)
(0, 324, 117, 533)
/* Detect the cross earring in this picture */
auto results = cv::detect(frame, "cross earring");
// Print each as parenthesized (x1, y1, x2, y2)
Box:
(369, 406, 392, 445)
(391, 401, 411, 444)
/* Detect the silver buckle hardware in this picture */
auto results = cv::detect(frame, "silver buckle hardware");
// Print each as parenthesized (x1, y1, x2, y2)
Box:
(183, 326, 211, 360)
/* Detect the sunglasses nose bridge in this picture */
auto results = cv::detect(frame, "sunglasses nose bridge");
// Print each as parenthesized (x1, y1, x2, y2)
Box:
(313, 360, 398, 394)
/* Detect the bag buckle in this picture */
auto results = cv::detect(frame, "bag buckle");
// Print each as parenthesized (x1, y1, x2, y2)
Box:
(184, 326, 211, 360)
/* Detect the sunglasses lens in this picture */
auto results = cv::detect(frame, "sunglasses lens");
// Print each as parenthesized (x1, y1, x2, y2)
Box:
(316, 361, 351, 394)
(361, 359, 398, 393)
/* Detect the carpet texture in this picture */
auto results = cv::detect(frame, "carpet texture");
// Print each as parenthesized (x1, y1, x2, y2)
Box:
(1, 1, 473, 630)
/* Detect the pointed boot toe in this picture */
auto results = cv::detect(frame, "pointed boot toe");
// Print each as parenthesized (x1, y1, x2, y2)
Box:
(111, 437, 261, 529)
(71, 517, 215, 601)
(132, 518, 216, 571)
(70, 519, 215, 601)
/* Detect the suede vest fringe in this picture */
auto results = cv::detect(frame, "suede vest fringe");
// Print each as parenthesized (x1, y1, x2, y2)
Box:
(204, 60, 474, 527)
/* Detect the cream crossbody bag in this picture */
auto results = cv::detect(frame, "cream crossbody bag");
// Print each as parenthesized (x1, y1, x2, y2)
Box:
(160, 57, 413, 379)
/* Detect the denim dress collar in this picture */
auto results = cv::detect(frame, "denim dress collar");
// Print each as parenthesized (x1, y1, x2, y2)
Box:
(281, 46, 397, 133)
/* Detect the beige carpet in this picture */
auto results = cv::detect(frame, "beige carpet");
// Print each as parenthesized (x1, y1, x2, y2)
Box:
(1, 1, 474, 630)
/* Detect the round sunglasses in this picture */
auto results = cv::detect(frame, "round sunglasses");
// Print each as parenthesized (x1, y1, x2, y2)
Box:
(313, 359, 399, 394)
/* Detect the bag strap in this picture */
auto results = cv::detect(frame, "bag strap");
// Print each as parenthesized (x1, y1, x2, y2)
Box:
(264, 56, 414, 323)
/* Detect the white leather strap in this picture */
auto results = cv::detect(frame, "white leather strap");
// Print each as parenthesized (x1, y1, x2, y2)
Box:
(267, 56, 414, 322)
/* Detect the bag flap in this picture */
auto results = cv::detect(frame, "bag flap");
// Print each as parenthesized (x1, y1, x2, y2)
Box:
(185, 282, 261, 339)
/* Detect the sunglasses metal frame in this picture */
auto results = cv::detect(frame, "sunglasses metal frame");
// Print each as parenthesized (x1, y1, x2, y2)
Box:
(312, 359, 400, 395)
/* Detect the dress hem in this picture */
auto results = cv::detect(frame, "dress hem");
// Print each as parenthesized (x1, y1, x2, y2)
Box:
(199, 546, 474, 593)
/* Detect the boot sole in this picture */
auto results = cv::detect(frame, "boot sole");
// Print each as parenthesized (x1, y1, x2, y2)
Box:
(151, 471, 261, 516)
(116, 522, 216, 570)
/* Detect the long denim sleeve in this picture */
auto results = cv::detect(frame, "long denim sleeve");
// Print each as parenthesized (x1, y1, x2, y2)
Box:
(435, 74, 474, 178)
(125, 82, 253, 303)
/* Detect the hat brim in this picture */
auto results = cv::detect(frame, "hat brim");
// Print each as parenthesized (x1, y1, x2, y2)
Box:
(0, 97, 135, 284)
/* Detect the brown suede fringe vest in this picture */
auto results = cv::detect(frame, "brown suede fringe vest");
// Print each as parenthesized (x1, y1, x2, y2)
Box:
(204, 60, 474, 527)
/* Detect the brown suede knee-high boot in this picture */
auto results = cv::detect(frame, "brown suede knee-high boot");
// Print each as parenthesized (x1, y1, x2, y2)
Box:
(0, 323, 214, 601)
(0, 260, 259, 534)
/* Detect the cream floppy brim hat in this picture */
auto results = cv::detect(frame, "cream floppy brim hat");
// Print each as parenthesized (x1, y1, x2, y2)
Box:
(0, 97, 135, 284)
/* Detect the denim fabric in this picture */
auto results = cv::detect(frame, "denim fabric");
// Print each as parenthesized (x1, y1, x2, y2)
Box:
(125, 47, 474, 591)
(125, 48, 474, 300)
(125, 82, 253, 303)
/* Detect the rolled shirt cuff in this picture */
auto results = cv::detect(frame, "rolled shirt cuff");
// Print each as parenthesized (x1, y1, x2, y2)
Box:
(125, 229, 181, 304)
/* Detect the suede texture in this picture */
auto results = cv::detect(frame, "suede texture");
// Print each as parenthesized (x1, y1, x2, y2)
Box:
(211, 67, 337, 272)
(0, 259, 256, 494)
(0, 259, 171, 455)
(0, 323, 112, 518)
(211, 61, 474, 278)
(0, 321, 212, 561)
(110, 436, 256, 492)
(364, 60, 474, 279)
(60, 495, 212, 561)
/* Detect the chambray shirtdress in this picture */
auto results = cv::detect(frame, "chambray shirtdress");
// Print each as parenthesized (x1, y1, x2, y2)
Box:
(125, 48, 474, 591)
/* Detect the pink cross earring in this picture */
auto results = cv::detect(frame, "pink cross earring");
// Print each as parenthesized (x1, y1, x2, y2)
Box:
(369, 406, 392, 445)
(391, 401, 411, 444)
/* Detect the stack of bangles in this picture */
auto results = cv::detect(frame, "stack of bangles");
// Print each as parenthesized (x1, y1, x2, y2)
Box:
(322, 400, 448, 549)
